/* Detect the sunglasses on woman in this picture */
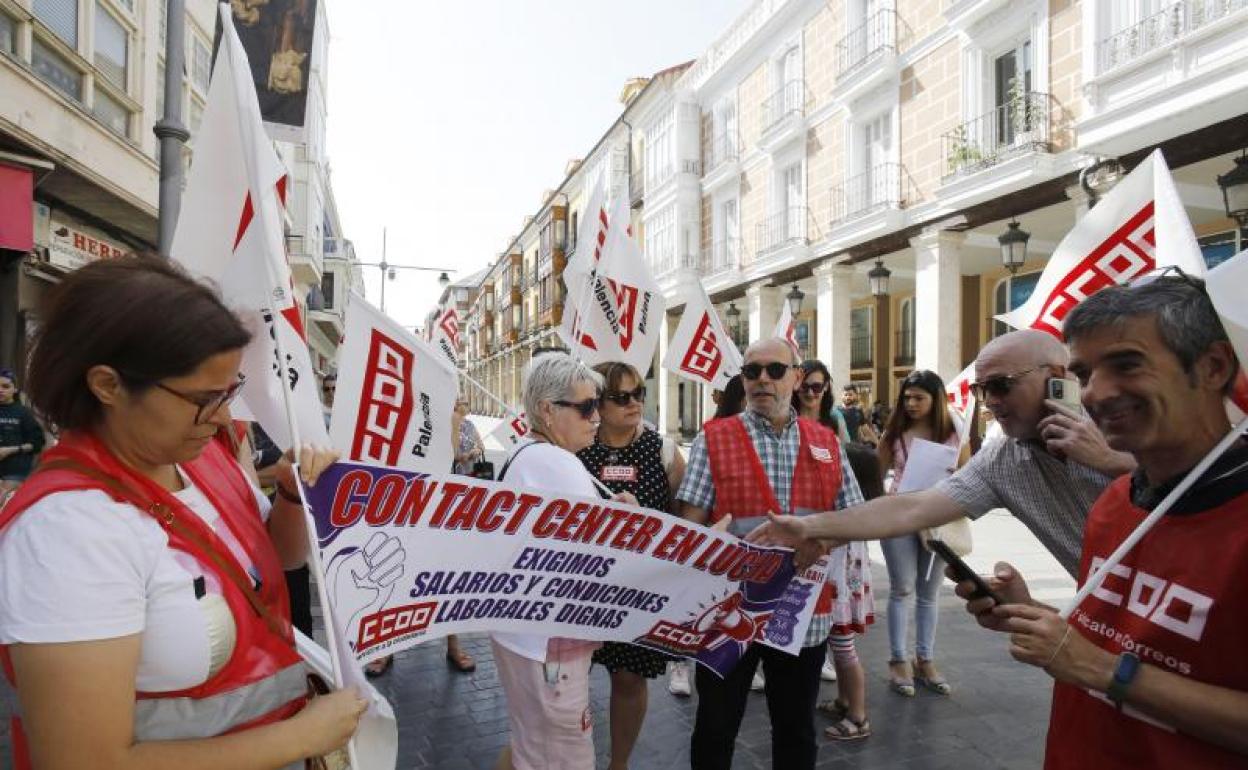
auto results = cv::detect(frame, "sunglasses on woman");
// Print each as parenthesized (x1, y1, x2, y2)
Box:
(969, 365, 1048, 399)
(741, 362, 794, 381)
(798, 380, 826, 394)
(156, 373, 247, 425)
(553, 397, 601, 419)
(603, 386, 646, 406)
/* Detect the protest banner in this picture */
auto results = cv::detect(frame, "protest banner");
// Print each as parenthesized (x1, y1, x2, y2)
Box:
(662, 283, 742, 390)
(301, 461, 829, 677)
(330, 295, 459, 475)
(488, 411, 531, 448)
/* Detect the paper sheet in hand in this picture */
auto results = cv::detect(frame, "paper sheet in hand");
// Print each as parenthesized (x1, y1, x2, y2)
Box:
(895, 439, 958, 494)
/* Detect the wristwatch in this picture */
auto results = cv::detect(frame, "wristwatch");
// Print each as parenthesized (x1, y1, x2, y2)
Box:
(1106, 651, 1141, 706)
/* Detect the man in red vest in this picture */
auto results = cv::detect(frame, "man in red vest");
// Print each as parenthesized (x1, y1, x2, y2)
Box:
(677, 337, 868, 770)
(953, 275, 1248, 768)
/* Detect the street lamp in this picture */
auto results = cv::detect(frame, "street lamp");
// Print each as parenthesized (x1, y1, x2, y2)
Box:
(868, 259, 891, 297)
(998, 219, 1030, 275)
(785, 283, 805, 316)
(725, 302, 742, 347)
(1217, 150, 1248, 227)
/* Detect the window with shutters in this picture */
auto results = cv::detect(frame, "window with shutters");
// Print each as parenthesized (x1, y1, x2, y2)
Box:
(191, 34, 210, 93)
(94, 3, 127, 88)
(33, 0, 78, 48)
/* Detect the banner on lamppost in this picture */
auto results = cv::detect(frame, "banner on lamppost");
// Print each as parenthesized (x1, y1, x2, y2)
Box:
(221, 0, 319, 142)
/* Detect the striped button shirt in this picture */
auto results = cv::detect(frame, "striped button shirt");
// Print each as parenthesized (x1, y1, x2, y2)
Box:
(677, 408, 866, 646)
(935, 437, 1115, 578)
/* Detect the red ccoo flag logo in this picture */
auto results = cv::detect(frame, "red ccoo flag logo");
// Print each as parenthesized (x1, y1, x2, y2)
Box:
(351, 330, 415, 467)
(680, 313, 724, 382)
(438, 307, 460, 349)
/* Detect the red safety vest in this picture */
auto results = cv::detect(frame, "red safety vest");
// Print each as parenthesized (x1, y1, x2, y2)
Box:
(0, 432, 307, 769)
(704, 415, 843, 613)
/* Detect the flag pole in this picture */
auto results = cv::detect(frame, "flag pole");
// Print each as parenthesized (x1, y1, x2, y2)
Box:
(1060, 415, 1248, 619)
(216, 7, 358, 766)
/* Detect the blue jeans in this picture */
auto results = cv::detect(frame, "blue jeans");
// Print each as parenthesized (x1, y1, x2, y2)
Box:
(881, 533, 944, 661)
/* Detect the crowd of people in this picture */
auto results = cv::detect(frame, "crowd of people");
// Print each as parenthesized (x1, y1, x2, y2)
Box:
(1, 255, 1245, 770)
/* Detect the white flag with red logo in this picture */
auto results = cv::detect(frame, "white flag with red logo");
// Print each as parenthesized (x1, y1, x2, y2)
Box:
(773, 301, 800, 359)
(662, 283, 742, 390)
(330, 294, 458, 474)
(562, 193, 666, 372)
(489, 411, 531, 448)
(998, 150, 1204, 335)
(945, 362, 976, 415)
(1206, 250, 1248, 410)
(430, 304, 461, 368)
(171, 5, 326, 450)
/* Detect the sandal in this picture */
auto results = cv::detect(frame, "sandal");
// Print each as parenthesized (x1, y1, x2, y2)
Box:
(364, 655, 393, 678)
(816, 698, 850, 720)
(887, 660, 915, 697)
(913, 659, 951, 696)
(446, 647, 477, 673)
(825, 716, 871, 741)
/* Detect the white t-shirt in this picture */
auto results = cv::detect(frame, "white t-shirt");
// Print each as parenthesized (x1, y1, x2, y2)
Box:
(491, 440, 600, 663)
(0, 471, 271, 692)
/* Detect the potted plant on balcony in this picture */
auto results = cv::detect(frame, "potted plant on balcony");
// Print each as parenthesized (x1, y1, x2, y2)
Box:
(1006, 76, 1034, 150)
(947, 123, 982, 176)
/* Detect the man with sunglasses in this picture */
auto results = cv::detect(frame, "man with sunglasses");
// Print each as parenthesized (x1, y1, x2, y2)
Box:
(677, 337, 869, 770)
(753, 328, 1134, 578)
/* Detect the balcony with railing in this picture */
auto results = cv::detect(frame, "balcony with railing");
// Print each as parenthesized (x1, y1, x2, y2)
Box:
(1097, 1, 1246, 75)
(706, 133, 739, 175)
(829, 163, 914, 229)
(851, 332, 873, 369)
(652, 250, 701, 278)
(755, 206, 808, 256)
(941, 92, 1050, 180)
(705, 238, 742, 277)
(894, 327, 915, 367)
(837, 10, 898, 82)
(758, 80, 805, 151)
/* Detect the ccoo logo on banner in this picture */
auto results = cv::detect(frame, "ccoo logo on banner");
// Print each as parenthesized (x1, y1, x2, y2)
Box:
(663, 283, 742, 390)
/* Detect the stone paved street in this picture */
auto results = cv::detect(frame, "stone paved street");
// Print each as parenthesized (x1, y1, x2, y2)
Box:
(0, 510, 1074, 769)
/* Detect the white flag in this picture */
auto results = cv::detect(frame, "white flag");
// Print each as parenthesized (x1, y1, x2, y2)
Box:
(945, 362, 976, 415)
(171, 5, 327, 450)
(430, 304, 460, 368)
(662, 284, 742, 389)
(562, 182, 607, 296)
(559, 191, 622, 357)
(1206, 250, 1248, 411)
(773, 301, 799, 358)
(489, 412, 531, 448)
(330, 294, 459, 474)
(998, 149, 1205, 336)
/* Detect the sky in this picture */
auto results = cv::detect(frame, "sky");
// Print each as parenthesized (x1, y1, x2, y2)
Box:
(325, 0, 754, 330)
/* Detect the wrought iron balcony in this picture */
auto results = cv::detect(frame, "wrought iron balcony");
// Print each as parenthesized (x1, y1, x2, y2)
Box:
(760, 80, 804, 135)
(755, 206, 808, 255)
(652, 251, 701, 277)
(1097, 1, 1247, 75)
(706, 133, 739, 174)
(941, 91, 1050, 179)
(705, 238, 742, 275)
(829, 162, 913, 227)
(836, 9, 897, 78)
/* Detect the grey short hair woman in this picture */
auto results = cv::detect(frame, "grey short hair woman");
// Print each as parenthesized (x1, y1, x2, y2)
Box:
(491, 352, 636, 770)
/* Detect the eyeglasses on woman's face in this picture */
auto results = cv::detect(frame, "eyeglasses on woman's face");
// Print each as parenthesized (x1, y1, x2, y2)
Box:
(798, 379, 826, 395)
(552, 397, 601, 420)
(156, 373, 247, 425)
(603, 385, 646, 406)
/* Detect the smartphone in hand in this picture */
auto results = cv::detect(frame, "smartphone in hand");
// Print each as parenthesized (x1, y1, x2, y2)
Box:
(927, 539, 1003, 605)
(1046, 377, 1083, 414)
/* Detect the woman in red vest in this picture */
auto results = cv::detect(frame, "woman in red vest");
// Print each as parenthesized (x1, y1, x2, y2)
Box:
(0, 256, 365, 769)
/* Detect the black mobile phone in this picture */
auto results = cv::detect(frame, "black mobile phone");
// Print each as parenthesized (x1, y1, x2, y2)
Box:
(927, 539, 1003, 605)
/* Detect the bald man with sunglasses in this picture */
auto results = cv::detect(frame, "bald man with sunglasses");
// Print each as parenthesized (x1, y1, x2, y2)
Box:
(753, 329, 1135, 578)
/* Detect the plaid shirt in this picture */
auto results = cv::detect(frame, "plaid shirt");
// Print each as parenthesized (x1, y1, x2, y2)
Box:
(677, 408, 866, 646)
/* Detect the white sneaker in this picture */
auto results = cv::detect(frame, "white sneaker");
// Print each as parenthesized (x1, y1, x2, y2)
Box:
(821, 661, 838, 682)
(750, 669, 765, 692)
(667, 662, 692, 697)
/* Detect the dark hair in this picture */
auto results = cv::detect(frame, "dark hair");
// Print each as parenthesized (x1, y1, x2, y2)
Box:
(26, 255, 252, 430)
(714, 374, 745, 419)
(791, 360, 836, 429)
(593, 361, 642, 395)
(842, 383, 858, 393)
(844, 443, 884, 501)
(881, 369, 956, 448)
(1063, 277, 1239, 393)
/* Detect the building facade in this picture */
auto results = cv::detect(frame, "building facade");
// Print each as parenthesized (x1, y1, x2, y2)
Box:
(0, 0, 358, 383)
(458, 0, 1248, 438)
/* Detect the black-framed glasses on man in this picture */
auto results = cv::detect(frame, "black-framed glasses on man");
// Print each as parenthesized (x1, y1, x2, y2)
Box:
(741, 362, 795, 381)
(156, 373, 247, 424)
(552, 397, 600, 419)
(969, 365, 1049, 400)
